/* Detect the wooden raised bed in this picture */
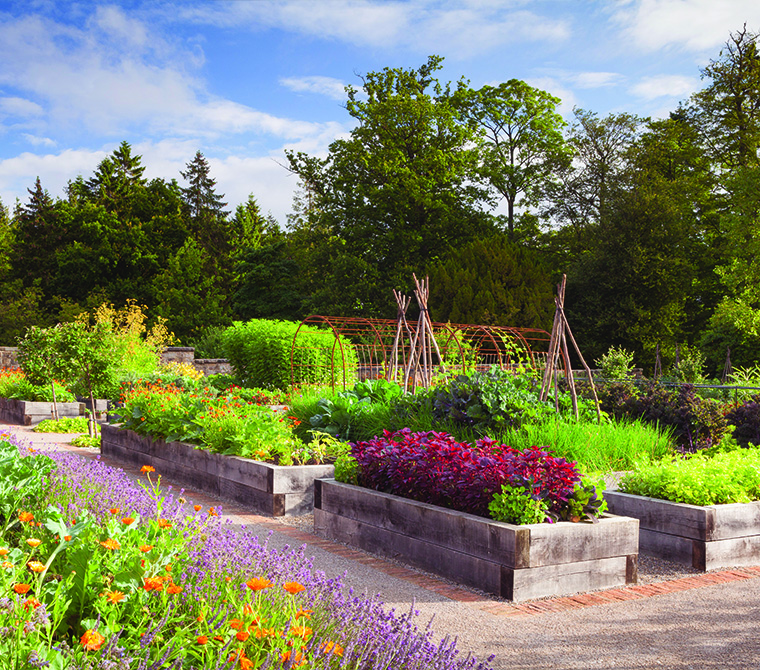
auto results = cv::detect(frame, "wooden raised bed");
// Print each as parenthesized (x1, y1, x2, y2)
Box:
(101, 424, 333, 517)
(605, 491, 760, 571)
(314, 479, 639, 601)
(0, 397, 85, 426)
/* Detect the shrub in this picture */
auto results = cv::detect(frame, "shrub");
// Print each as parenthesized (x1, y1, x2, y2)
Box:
(221, 319, 358, 390)
(350, 429, 582, 519)
(488, 484, 549, 524)
(595, 345, 635, 380)
(605, 382, 727, 452)
(725, 396, 760, 447)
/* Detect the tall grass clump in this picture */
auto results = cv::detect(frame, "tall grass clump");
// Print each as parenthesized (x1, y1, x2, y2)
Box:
(493, 416, 675, 474)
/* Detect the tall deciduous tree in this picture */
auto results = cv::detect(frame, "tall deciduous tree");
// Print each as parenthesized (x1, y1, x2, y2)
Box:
(286, 55, 494, 316)
(461, 80, 570, 238)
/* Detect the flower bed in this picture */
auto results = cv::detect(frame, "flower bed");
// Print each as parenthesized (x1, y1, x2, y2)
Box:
(605, 448, 760, 570)
(0, 431, 492, 669)
(318, 430, 638, 600)
(101, 424, 333, 516)
(315, 479, 639, 601)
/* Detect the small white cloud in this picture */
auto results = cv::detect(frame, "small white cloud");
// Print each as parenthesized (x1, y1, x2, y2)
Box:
(280, 76, 347, 102)
(630, 74, 699, 100)
(572, 72, 623, 89)
(613, 0, 760, 52)
(0, 96, 44, 117)
(22, 134, 56, 147)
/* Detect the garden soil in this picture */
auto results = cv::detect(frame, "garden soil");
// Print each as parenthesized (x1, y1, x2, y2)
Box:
(5, 422, 759, 670)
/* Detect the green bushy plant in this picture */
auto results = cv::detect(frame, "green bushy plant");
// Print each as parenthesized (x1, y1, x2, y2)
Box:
(488, 484, 549, 525)
(221, 319, 358, 390)
(187, 324, 229, 358)
(620, 447, 760, 505)
(334, 453, 360, 485)
(669, 343, 706, 384)
(34, 417, 97, 434)
(595, 345, 635, 380)
(3, 378, 75, 403)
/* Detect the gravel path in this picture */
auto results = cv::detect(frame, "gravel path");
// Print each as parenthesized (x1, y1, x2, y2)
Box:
(5, 422, 760, 669)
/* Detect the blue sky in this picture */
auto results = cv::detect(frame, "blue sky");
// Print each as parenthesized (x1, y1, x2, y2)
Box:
(1, 0, 759, 225)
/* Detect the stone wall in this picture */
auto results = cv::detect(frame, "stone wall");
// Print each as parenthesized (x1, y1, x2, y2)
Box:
(193, 359, 233, 376)
(160, 347, 195, 365)
(0, 347, 19, 369)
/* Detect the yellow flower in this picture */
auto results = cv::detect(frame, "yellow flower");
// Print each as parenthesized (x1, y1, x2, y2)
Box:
(26, 538, 41, 548)
(27, 561, 45, 573)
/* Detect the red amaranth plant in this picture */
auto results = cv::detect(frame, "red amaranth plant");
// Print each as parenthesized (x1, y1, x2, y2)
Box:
(351, 429, 582, 518)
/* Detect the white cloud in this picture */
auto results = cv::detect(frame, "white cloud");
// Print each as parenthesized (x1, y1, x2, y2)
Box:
(0, 96, 44, 118)
(180, 0, 570, 57)
(0, 10, 330, 143)
(280, 76, 348, 102)
(572, 72, 623, 89)
(613, 0, 760, 52)
(22, 134, 56, 147)
(630, 74, 699, 100)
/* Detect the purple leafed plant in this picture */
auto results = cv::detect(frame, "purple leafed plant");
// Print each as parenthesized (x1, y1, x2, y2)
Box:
(351, 428, 582, 517)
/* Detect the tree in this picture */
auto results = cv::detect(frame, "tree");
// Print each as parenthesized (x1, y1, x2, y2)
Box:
(541, 109, 641, 258)
(461, 80, 570, 238)
(180, 151, 230, 260)
(690, 25, 760, 171)
(286, 55, 495, 316)
(152, 239, 230, 343)
(428, 235, 554, 328)
(232, 240, 303, 321)
(564, 117, 720, 369)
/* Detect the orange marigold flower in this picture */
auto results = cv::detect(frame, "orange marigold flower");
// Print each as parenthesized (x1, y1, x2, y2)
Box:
(295, 609, 313, 619)
(283, 581, 306, 595)
(245, 577, 272, 591)
(141, 465, 155, 474)
(242, 603, 254, 616)
(105, 590, 125, 604)
(18, 511, 34, 523)
(0, 548, 8, 556)
(122, 517, 134, 525)
(166, 583, 183, 594)
(2, 561, 14, 569)
(139, 544, 153, 553)
(229, 618, 243, 630)
(165, 564, 172, 572)
(320, 641, 344, 657)
(99, 538, 120, 551)
(193, 504, 202, 512)
(27, 560, 45, 573)
(23, 597, 41, 611)
(81, 629, 106, 651)
(157, 519, 172, 529)
(236, 630, 250, 642)
(26, 538, 41, 548)
(214, 635, 225, 642)
(109, 507, 120, 515)
(143, 577, 164, 592)
(63, 535, 72, 542)
(280, 650, 306, 667)
(13, 583, 31, 595)
(197, 635, 208, 645)
(288, 625, 313, 640)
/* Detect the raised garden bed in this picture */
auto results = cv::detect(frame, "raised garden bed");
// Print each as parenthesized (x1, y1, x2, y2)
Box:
(101, 424, 334, 516)
(0, 397, 86, 425)
(605, 490, 760, 571)
(314, 479, 639, 601)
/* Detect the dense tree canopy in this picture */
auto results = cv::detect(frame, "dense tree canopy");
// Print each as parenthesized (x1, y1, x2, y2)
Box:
(3, 33, 760, 374)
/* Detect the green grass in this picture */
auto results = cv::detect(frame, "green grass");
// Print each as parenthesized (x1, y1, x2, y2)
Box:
(489, 416, 675, 475)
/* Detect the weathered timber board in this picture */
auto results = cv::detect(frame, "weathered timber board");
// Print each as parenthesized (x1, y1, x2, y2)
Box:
(315, 479, 638, 600)
(0, 398, 84, 425)
(607, 490, 760, 570)
(100, 425, 332, 517)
